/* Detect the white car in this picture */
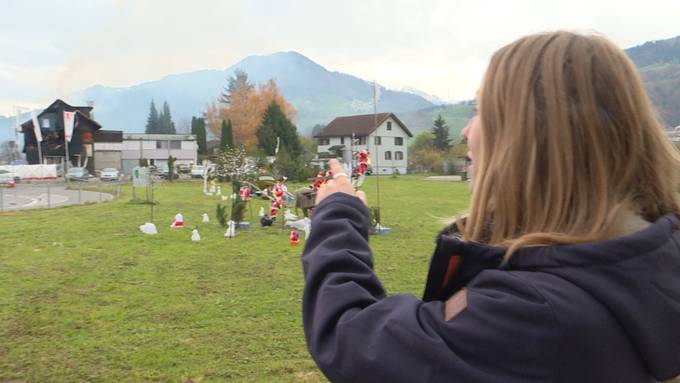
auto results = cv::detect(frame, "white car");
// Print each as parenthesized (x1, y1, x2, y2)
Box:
(100, 168, 120, 181)
(191, 165, 205, 179)
(0, 169, 17, 187)
(66, 167, 91, 181)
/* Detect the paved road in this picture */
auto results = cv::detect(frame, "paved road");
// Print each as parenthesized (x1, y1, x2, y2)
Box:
(0, 183, 114, 211)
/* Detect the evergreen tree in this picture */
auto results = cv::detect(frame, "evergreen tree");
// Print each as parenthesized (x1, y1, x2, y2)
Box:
(257, 101, 301, 156)
(431, 114, 450, 151)
(159, 101, 176, 134)
(145, 100, 160, 134)
(191, 117, 207, 155)
(220, 69, 253, 104)
(220, 120, 234, 151)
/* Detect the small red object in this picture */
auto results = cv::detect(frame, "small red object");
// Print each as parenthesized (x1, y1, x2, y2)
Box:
(290, 229, 299, 246)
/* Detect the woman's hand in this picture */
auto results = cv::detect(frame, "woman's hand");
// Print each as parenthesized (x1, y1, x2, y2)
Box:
(315, 159, 367, 206)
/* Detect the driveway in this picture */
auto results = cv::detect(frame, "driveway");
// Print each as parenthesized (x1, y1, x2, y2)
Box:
(0, 183, 114, 211)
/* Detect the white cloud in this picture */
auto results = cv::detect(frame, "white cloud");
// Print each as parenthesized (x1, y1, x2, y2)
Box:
(0, 0, 679, 115)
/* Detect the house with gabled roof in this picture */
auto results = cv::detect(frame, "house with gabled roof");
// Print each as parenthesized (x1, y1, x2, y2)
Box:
(20, 99, 115, 173)
(314, 112, 413, 174)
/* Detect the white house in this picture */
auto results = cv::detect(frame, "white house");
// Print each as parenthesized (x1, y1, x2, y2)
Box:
(314, 113, 413, 174)
(121, 134, 198, 175)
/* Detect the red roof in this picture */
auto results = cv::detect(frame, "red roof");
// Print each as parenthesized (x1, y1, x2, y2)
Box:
(315, 113, 412, 138)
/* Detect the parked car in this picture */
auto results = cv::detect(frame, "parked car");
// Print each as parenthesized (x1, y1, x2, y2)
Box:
(0, 169, 19, 182)
(191, 165, 205, 179)
(100, 168, 120, 181)
(65, 167, 91, 181)
(0, 170, 16, 187)
(158, 167, 179, 180)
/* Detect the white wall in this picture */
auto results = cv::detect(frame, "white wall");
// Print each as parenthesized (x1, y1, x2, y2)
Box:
(181, 140, 196, 150)
(122, 140, 154, 150)
(368, 117, 409, 174)
(95, 142, 122, 151)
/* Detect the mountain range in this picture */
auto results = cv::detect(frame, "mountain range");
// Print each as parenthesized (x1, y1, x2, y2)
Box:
(70, 51, 435, 136)
(1, 35, 679, 143)
(627, 36, 680, 127)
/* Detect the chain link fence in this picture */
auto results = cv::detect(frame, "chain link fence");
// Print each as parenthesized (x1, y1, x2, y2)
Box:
(0, 180, 124, 212)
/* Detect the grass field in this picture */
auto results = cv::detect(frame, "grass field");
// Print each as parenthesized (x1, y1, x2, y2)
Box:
(0, 176, 470, 382)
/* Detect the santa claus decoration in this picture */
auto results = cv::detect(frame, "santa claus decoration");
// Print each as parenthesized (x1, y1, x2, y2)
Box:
(312, 170, 325, 190)
(170, 213, 185, 228)
(239, 185, 251, 201)
(290, 228, 300, 246)
(356, 150, 370, 175)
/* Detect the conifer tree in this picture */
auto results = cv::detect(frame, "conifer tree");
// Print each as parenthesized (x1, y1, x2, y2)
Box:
(257, 101, 301, 156)
(192, 117, 207, 155)
(220, 120, 234, 152)
(145, 100, 160, 134)
(159, 101, 176, 134)
(431, 114, 450, 151)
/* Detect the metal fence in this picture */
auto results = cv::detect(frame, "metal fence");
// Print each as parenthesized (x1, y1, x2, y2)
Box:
(0, 180, 123, 212)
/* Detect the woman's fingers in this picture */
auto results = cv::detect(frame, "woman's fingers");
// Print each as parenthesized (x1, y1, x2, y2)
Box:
(329, 159, 344, 176)
(356, 191, 367, 206)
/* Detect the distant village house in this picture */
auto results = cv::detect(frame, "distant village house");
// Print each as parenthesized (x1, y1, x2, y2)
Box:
(314, 113, 412, 174)
(20, 99, 121, 174)
(121, 134, 197, 175)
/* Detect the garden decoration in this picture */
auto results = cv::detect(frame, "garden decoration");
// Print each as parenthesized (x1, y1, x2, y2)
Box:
(170, 213, 185, 228)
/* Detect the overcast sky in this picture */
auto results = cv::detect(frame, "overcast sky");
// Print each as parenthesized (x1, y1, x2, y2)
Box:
(1, 0, 679, 116)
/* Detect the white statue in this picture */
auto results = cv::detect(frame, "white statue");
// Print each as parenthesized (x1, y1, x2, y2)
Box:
(202, 213, 210, 223)
(191, 229, 201, 241)
(224, 220, 236, 238)
(139, 222, 158, 235)
(284, 209, 299, 222)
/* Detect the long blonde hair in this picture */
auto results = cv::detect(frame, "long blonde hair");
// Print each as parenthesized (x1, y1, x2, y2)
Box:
(463, 31, 680, 256)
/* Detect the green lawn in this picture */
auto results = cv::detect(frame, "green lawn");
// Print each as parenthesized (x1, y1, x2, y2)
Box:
(0, 176, 470, 382)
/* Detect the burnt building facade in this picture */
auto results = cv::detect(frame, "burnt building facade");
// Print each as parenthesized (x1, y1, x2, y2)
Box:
(20, 99, 120, 173)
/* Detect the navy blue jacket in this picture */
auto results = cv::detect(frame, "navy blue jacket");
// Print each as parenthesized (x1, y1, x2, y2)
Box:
(302, 193, 680, 382)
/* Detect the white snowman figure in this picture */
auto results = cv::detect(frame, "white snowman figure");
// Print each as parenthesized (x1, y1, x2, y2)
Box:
(202, 213, 210, 223)
(216, 186, 222, 196)
(224, 220, 236, 238)
(139, 222, 158, 235)
(191, 229, 201, 241)
(258, 207, 265, 218)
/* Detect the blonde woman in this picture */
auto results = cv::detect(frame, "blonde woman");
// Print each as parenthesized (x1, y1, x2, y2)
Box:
(302, 31, 680, 382)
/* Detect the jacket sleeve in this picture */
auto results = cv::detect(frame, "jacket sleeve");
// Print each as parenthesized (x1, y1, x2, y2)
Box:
(301, 192, 561, 383)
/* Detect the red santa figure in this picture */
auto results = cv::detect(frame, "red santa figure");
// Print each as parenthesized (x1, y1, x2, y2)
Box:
(239, 185, 251, 201)
(312, 170, 325, 190)
(356, 150, 370, 175)
(269, 199, 281, 218)
(290, 228, 300, 246)
(273, 181, 285, 205)
(170, 213, 185, 228)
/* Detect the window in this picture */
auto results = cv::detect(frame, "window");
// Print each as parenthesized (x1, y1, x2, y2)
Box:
(395, 137, 404, 146)
(156, 140, 169, 149)
(374, 136, 381, 145)
(387, 121, 392, 131)
(385, 151, 392, 160)
(318, 138, 330, 146)
(170, 140, 181, 149)
(395, 151, 404, 160)
(340, 137, 345, 145)
(358, 136, 367, 145)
